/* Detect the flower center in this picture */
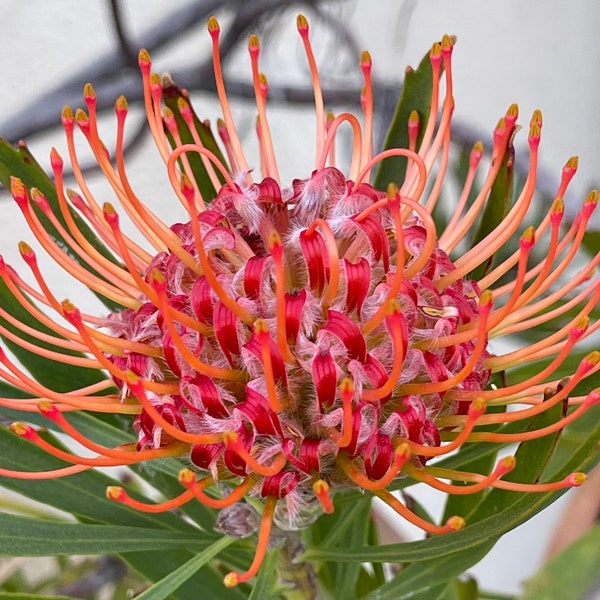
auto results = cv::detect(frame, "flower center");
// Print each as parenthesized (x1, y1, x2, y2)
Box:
(105, 167, 490, 520)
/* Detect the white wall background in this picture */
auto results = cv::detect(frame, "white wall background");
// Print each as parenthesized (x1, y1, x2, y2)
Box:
(0, 1, 598, 596)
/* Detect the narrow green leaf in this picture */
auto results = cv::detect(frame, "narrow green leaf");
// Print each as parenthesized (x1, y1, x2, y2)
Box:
(468, 137, 514, 280)
(163, 79, 227, 201)
(0, 594, 78, 600)
(0, 512, 218, 556)
(305, 496, 371, 597)
(123, 550, 247, 600)
(0, 405, 218, 530)
(362, 541, 494, 600)
(373, 49, 434, 191)
(134, 536, 234, 600)
(248, 549, 278, 600)
(518, 521, 600, 600)
(0, 277, 109, 393)
(469, 391, 565, 523)
(304, 416, 600, 564)
(0, 138, 122, 311)
(0, 427, 195, 531)
(442, 406, 504, 522)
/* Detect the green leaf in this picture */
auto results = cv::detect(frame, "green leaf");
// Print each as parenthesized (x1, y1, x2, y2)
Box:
(0, 138, 121, 311)
(304, 414, 600, 565)
(468, 390, 565, 523)
(0, 275, 109, 393)
(162, 79, 227, 202)
(0, 427, 195, 531)
(0, 512, 219, 556)
(518, 520, 600, 600)
(133, 536, 234, 600)
(373, 48, 434, 191)
(468, 133, 514, 280)
(0, 137, 122, 394)
(442, 406, 505, 523)
(362, 540, 494, 600)
(0, 595, 78, 600)
(248, 550, 278, 600)
(123, 551, 246, 600)
(305, 495, 371, 598)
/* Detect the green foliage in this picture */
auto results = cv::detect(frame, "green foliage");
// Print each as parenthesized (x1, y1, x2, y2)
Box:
(373, 47, 434, 191)
(518, 521, 600, 600)
(162, 80, 228, 202)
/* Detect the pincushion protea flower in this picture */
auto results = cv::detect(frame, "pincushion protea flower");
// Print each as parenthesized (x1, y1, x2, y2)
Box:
(1, 13, 599, 589)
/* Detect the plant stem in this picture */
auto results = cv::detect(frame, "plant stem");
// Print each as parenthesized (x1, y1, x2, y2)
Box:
(277, 531, 319, 600)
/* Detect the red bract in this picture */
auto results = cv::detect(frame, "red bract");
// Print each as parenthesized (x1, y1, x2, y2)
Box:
(1, 15, 598, 588)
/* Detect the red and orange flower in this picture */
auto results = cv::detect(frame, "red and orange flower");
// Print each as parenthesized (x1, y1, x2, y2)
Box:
(0, 15, 598, 587)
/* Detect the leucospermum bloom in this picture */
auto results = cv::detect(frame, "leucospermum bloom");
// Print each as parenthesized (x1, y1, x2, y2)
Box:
(1, 14, 599, 588)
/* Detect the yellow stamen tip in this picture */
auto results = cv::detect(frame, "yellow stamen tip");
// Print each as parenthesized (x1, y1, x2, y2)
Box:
(571, 472, 587, 486)
(223, 430, 239, 445)
(506, 103, 519, 118)
(387, 299, 401, 314)
(313, 479, 329, 495)
(178, 468, 195, 486)
(586, 189, 599, 206)
(75, 108, 88, 123)
(18, 241, 33, 255)
(409, 110, 420, 124)
(224, 572, 239, 588)
(208, 16, 220, 33)
(268, 230, 282, 250)
(10, 422, 29, 436)
(106, 486, 124, 501)
(552, 198, 564, 214)
(470, 398, 487, 416)
(115, 95, 128, 111)
(149, 268, 165, 287)
(447, 516, 465, 531)
(361, 50, 372, 65)
(441, 34, 453, 49)
(584, 351, 599, 366)
(340, 377, 355, 395)
(566, 156, 578, 169)
(500, 456, 516, 471)
(138, 49, 151, 64)
(479, 289, 493, 307)
(38, 401, 53, 414)
(521, 226, 535, 243)
(61, 299, 77, 312)
(248, 34, 259, 49)
(431, 42, 442, 57)
(529, 121, 541, 139)
(177, 97, 190, 111)
(386, 182, 399, 198)
(395, 442, 411, 461)
(83, 83, 95, 100)
(62, 106, 74, 120)
(103, 202, 117, 216)
(253, 319, 269, 336)
(296, 14, 308, 31)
